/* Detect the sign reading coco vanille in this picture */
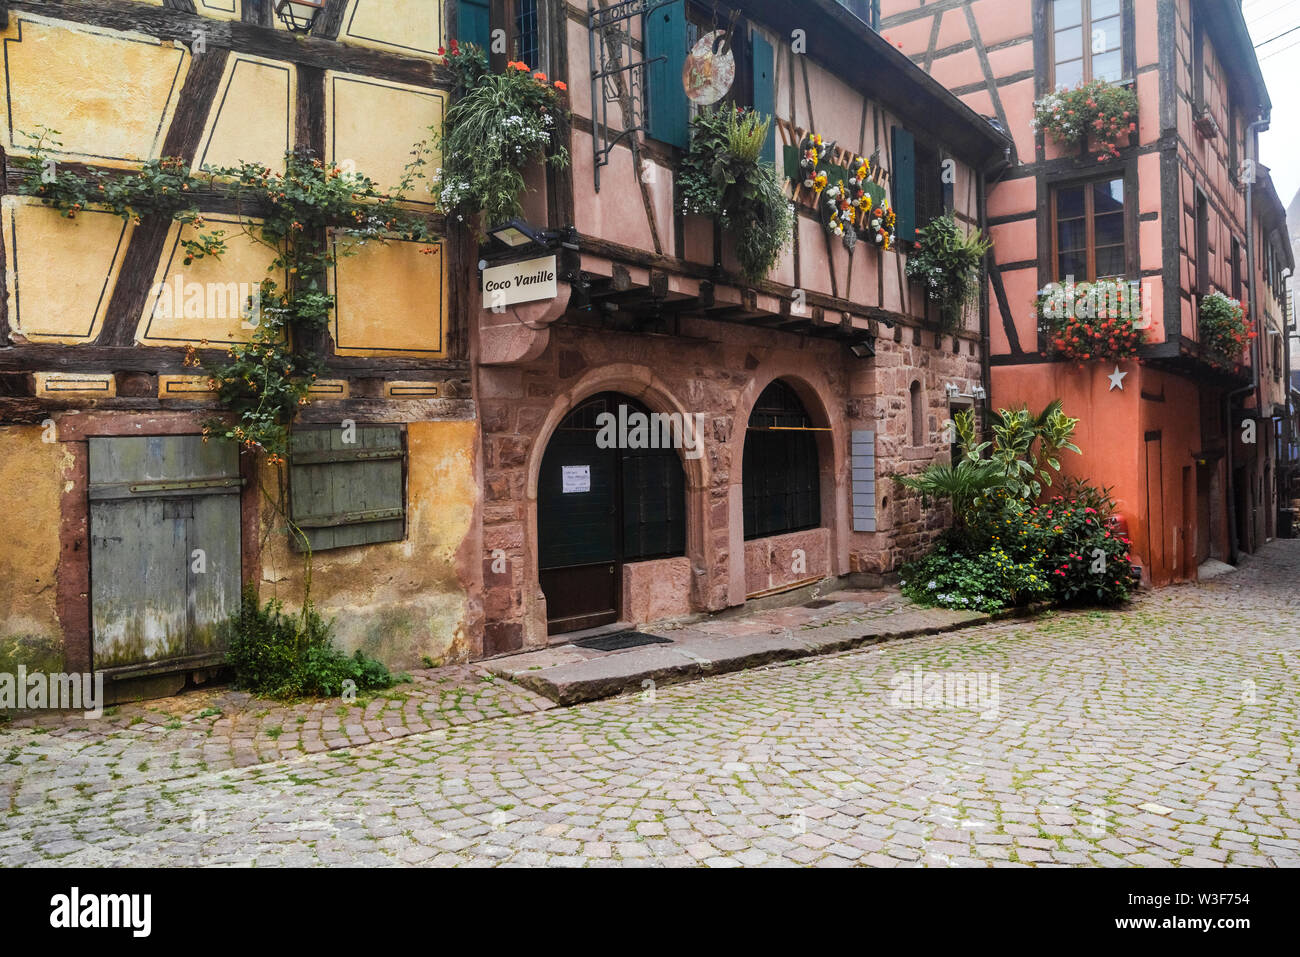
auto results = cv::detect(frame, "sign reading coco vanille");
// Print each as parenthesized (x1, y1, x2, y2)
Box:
(481, 255, 558, 309)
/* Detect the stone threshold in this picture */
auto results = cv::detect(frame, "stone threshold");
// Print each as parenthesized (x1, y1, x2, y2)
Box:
(489, 594, 1048, 707)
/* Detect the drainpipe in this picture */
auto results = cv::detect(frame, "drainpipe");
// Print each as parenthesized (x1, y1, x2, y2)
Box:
(1226, 114, 1271, 563)
(1282, 265, 1294, 532)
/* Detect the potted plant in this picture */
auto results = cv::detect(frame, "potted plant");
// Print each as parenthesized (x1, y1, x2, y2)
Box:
(1036, 278, 1146, 362)
(424, 42, 570, 234)
(1032, 79, 1139, 162)
(678, 106, 794, 284)
(905, 214, 990, 328)
(1198, 291, 1254, 366)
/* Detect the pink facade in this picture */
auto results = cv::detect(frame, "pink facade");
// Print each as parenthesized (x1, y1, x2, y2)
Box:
(471, 0, 1007, 652)
(881, 0, 1294, 584)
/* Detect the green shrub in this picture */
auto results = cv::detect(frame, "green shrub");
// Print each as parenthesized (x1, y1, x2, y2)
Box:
(900, 539, 1050, 613)
(225, 589, 404, 700)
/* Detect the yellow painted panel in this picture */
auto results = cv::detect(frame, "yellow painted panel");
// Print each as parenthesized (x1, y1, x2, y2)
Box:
(137, 215, 281, 346)
(342, 0, 444, 57)
(2, 197, 133, 343)
(1, 14, 187, 165)
(325, 73, 444, 204)
(33, 372, 116, 398)
(196, 0, 242, 21)
(194, 55, 295, 174)
(333, 239, 446, 357)
(158, 374, 218, 397)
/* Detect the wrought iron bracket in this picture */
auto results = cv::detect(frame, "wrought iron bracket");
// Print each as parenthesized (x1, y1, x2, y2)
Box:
(587, 0, 677, 191)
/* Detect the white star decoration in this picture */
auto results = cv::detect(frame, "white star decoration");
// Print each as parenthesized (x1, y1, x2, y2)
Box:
(1107, 366, 1128, 391)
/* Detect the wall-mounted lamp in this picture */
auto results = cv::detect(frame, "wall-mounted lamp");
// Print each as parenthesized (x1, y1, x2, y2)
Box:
(275, 0, 326, 33)
(849, 340, 875, 359)
(945, 383, 987, 401)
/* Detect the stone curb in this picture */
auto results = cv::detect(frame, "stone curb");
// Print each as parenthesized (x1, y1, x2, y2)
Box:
(492, 602, 1052, 707)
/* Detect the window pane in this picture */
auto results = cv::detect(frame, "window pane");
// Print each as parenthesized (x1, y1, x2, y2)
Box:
(1092, 50, 1123, 82)
(1095, 244, 1126, 278)
(1093, 178, 1124, 213)
(1056, 186, 1086, 219)
(1094, 211, 1125, 247)
(1093, 15, 1122, 52)
(1053, 0, 1082, 28)
(1060, 250, 1088, 279)
(1055, 26, 1082, 62)
(1057, 218, 1087, 252)
(1055, 58, 1084, 89)
(1092, 0, 1120, 19)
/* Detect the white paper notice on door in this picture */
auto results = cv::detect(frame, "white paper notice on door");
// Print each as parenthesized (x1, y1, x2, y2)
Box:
(561, 465, 591, 494)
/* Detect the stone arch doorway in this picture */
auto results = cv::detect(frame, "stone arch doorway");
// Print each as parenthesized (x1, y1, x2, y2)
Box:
(537, 392, 688, 634)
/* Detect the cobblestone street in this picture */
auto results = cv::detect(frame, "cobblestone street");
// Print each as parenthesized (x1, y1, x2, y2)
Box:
(2, 541, 1298, 868)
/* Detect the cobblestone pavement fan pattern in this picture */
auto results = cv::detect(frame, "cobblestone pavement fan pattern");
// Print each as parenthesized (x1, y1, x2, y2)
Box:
(0, 667, 555, 812)
(2, 542, 1298, 867)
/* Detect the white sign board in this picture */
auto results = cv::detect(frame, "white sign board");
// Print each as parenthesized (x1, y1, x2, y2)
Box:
(561, 465, 591, 494)
(482, 255, 558, 309)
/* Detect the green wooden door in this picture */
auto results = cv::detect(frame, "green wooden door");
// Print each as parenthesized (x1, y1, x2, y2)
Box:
(88, 436, 242, 672)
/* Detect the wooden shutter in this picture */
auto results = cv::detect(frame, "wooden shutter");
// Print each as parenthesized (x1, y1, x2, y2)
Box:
(458, 0, 491, 48)
(289, 426, 406, 552)
(645, 0, 689, 150)
(892, 126, 917, 243)
(751, 28, 777, 166)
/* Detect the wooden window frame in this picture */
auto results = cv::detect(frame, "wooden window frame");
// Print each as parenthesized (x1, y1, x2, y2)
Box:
(1050, 174, 1129, 282)
(488, 0, 550, 74)
(1048, 0, 1125, 89)
(742, 380, 823, 542)
(1194, 189, 1209, 297)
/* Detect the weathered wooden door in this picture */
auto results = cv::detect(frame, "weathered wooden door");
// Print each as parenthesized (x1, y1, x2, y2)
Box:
(89, 436, 242, 673)
(538, 394, 687, 635)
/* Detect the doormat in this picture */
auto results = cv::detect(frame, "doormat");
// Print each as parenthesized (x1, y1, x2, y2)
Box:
(573, 631, 674, 652)
(803, 599, 836, 609)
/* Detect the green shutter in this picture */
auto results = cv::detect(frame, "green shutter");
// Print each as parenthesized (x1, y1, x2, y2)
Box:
(458, 0, 491, 49)
(289, 426, 407, 552)
(645, 0, 689, 150)
(892, 126, 917, 243)
(751, 29, 777, 166)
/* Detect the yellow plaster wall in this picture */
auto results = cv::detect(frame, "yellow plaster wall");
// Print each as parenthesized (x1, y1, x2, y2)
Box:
(1, 14, 188, 166)
(193, 54, 296, 174)
(333, 238, 447, 357)
(2, 197, 134, 344)
(259, 419, 479, 668)
(137, 215, 281, 346)
(0, 427, 67, 642)
(194, 0, 242, 22)
(325, 72, 445, 205)
(339, 0, 445, 57)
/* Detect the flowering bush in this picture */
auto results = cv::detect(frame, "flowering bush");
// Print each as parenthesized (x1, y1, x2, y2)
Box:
(1198, 291, 1254, 365)
(423, 42, 569, 233)
(901, 479, 1139, 612)
(679, 106, 794, 283)
(905, 215, 990, 328)
(1032, 79, 1138, 162)
(1036, 279, 1145, 361)
(898, 404, 1140, 612)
